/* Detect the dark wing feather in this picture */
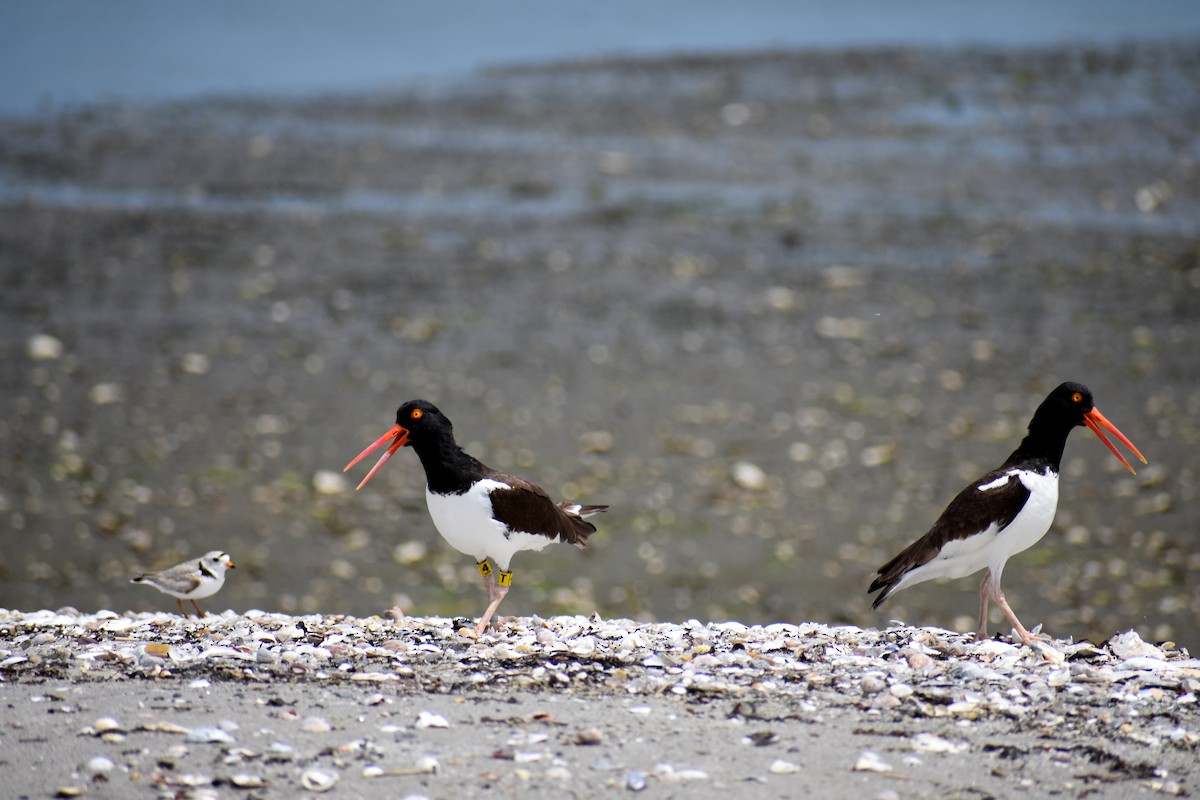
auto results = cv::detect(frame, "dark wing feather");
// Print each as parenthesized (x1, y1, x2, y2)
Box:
(868, 467, 1031, 607)
(487, 472, 602, 548)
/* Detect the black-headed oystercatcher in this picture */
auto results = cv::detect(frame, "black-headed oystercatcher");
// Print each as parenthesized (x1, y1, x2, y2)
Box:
(869, 382, 1145, 644)
(345, 399, 607, 636)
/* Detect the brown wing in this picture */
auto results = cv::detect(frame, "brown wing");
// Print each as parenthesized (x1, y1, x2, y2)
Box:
(486, 472, 602, 549)
(869, 467, 1031, 606)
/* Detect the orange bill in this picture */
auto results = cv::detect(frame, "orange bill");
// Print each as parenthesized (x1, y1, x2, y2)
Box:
(344, 423, 410, 490)
(1083, 406, 1147, 474)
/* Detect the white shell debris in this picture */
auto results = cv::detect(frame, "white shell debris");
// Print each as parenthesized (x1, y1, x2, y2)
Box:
(911, 732, 968, 754)
(300, 717, 332, 734)
(85, 756, 115, 777)
(1, 607, 1197, 773)
(300, 768, 339, 792)
(854, 751, 893, 773)
(1111, 630, 1167, 661)
(415, 710, 450, 729)
(731, 461, 768, 490)
(28, 333, 64, 360)
(312, 470, 349, 495)
(186, 727, 235, 744)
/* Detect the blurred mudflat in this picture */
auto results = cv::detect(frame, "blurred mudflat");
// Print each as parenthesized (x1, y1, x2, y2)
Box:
(1, 41, 1197, 647)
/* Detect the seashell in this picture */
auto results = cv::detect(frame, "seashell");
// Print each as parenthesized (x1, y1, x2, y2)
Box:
(853, 750, 893, 773)
(300, 717, 332, 733)
(574, 727, 604, 745)
(911, 733, 968, 754)
(186, 727, 235, 744)
(85, 756, 114, 777)
(300, 768, 338, 792)
(415, 710, 449, 729)
(769, 759, 801, 774)
(1109, 630, 1165, 661)
(92, 717, 123, 734)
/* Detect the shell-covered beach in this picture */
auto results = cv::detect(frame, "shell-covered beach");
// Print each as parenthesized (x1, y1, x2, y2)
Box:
(3, 609, 1199, 798)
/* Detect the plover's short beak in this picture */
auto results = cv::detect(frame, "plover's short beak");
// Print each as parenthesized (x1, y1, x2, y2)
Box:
(344, 423, 410, 490)
(226, 561, 235, 569)
(1083, 406, 1147, 474)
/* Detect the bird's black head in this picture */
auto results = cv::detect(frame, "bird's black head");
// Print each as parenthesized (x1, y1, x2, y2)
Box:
(1034, 382, 1095, 429)
(344, 399, 458, 490)
(1022, 381, 1145, 474)
(394, 399, 453, 446)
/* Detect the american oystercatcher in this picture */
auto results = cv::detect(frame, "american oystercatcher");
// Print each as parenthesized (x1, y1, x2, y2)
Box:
(344, 399, 607, 636)
(868, 382, 1145, 644)
(131, 550, 235, 617)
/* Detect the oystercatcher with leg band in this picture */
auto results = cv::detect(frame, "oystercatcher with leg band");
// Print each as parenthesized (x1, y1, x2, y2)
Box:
(869, 382, 1145, 644)
(345, 399, 607, 637)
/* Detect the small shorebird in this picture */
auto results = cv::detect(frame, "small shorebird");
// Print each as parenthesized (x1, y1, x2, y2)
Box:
(131, 551, 235, 617)
(345, 399, 606, 636)
(869, 382, 1145, 644)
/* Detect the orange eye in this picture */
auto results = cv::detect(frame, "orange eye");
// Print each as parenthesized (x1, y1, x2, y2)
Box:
(411, 408, 424, 420)
(1071, 392, 1083, 403)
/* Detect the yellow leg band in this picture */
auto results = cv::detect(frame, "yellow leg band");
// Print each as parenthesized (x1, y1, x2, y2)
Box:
(476, 560, 493, 577)
(498, 570, 513, 587)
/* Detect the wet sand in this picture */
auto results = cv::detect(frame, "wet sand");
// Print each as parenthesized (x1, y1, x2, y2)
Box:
(2, 609, 1199, 799)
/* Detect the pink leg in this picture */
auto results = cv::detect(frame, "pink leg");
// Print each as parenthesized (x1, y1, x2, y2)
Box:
(473, 568, 513, 636)
(989, 581, 1036, 644)
(984, 573, 1041, 647)
(475, 584, 510, 636)
(976, 573, 993, 641)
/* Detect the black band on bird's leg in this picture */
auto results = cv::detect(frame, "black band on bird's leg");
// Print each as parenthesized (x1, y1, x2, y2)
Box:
(498, 570, 513, 587)
(476, 560, 493, 577)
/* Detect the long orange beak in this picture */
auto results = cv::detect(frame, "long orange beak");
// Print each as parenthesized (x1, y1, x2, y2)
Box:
(1083, 406, 1147, 474)
(344, 423, 410, 490)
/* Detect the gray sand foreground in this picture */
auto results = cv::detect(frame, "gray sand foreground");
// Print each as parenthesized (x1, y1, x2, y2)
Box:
(2, 610, 1198, 799)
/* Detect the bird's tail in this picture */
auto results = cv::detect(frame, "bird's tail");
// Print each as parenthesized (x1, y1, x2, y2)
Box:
(867, 575, 898, 609)
(557, 503, 608, 548)
(559, 503, 608, 519)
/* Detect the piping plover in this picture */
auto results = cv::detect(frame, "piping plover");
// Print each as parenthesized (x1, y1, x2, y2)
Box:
(131, 550, 235, 617)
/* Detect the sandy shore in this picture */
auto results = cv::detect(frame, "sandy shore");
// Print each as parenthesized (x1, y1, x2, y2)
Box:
(2, 609, 1198, 798)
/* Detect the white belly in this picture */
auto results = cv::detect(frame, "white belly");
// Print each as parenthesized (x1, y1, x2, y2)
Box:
(186, 575, 225, 599)
(425, 480, 555, 570)
(897, 467, 1059, 591)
